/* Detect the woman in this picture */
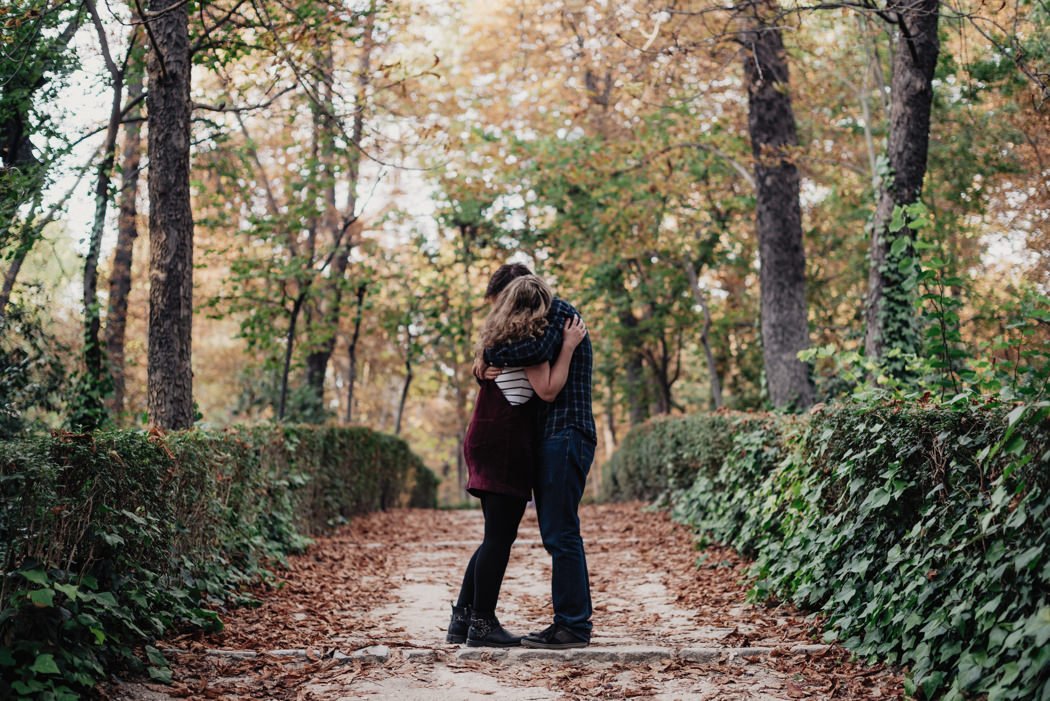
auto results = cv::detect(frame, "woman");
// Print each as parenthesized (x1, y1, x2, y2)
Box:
(446, 275, 587, 647)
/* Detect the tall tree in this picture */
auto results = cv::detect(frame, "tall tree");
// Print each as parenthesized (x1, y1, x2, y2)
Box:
(145, 0, 195, 429)
(303, 1, 377, 403)
(863, 0, 941, 367)
(75, 3, 138, 429)
(740, 0, 814, 409)
(105, 34, 145, 418)
(344, 281, 368, 422)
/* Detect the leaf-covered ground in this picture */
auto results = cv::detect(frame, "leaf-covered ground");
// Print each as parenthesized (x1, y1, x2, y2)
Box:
(108, 503, 904, 700)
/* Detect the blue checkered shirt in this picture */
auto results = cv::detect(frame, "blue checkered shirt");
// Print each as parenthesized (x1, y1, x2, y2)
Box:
(484, 298, 596, 445)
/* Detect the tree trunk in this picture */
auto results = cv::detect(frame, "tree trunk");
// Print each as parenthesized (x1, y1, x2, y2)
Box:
(603, 369, 618, 454)
(78, 2, 128, 428)
(684, 264, 724, 409)
(741, 0, 814, 410)
(0, 238, 32, 314)
(619, 309, 649, 425)
(344, 283, 366, 423)
(304, 5, 375, 402)
(864, 0, 940, 366)
(278, 292, 307, 421)
(146, 0, 195, 429)
(641, 330, 679, 416)
(395, 346, 412, 435)
(105, 37, 144, 418)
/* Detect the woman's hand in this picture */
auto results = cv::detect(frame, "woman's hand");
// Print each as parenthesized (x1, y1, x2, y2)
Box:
(526, 316, 587, 402)
(563, 315, 587, 349)
(472, 356, 502, 381)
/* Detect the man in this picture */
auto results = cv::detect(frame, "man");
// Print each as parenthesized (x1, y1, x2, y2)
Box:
(475, 263, 596, 649)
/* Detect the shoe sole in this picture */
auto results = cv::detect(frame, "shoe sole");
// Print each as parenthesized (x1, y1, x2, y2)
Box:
(465, 640, 522, 648)
(446, 634, 467, 644)
(520, 640, 589, 650)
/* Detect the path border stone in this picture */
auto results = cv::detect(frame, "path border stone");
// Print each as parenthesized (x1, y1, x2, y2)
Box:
(192, 643, 830, 666)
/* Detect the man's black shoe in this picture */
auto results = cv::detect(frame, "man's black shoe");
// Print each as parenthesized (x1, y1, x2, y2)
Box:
(520, 623, 589, 649)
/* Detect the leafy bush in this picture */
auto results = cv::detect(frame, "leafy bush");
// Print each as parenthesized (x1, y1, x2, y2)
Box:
(611, 402, 1050, 699)
(0, 302, 67, 436)
(601, 411, 768, 502)
(0, 425, 436, 699)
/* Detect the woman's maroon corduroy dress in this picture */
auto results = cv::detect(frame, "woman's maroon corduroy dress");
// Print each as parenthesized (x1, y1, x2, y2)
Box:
(463, 380, 537, 500)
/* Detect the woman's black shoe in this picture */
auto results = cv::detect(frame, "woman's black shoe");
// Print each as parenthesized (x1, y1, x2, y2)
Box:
(520, 623, 589, 649)
(465, 612, 522, 647)
(446, 604, 470, 644)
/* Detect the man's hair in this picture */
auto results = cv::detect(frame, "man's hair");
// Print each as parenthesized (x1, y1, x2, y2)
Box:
(485, 263, 533, 300)
(475, 275, 552, 365)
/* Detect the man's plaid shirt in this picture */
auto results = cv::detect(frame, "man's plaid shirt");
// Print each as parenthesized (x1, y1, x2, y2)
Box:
(484, 298, 596, 445)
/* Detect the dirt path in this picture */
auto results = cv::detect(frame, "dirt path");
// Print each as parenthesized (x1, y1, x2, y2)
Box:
(111, 504, 903, 700)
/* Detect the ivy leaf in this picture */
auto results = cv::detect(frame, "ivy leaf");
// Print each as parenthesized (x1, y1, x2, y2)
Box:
(1003, 435, 1027, 456)
(862, 488, 892, 510)
(978, 594, 1002, 616)
(890, 235, 910, 256)
(1005, 404, 1026, 429)
(889, 207, 906, 233)
(19, 569, 48, 585)
(30, 653, 60, 675)
(1014, 545, 1043, 571)
(53, 583, 79, 601)
(921, 670, 945, 697)
(1026, 608, 1050, 647)
(29, 588, 55, 607)
(145, 645, 167, 667)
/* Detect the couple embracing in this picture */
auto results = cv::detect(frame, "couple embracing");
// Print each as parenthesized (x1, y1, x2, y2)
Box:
(446, 263, 597, 650)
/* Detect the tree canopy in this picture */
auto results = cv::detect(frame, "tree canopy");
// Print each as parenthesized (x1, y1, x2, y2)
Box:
(1, 0, 1047, 501)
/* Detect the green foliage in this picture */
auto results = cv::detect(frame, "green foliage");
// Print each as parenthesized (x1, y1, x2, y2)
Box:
(0, 0, 83, 249)
(612, 402, 1050, 699)
(970, 286, 1050, 402)
(874, 201, 926, 378)
(803, 255, 1048, 408)
(803, 197, 1048, 406)
(497, 110, 756, 418)
(0, 425, 437, 698)
(601, 411, 765, 502)
(0, 301, 68, 437)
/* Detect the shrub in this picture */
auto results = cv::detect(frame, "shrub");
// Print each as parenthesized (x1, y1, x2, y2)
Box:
(601, 411, 767, 502)
(0, 425, 436, 699)
(612, 402, 1050, 699)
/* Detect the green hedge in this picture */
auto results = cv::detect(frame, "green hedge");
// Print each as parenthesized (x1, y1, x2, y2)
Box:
(0, 425, 436, 699)
(606, 403, 1050, 700)
(601, 411, 779, 502)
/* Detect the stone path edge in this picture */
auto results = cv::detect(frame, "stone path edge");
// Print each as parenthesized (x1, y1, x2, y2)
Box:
(175, 643, 830, 665)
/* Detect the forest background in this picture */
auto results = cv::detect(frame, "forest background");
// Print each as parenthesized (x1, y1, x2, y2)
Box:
(2, 0, 1047, 505)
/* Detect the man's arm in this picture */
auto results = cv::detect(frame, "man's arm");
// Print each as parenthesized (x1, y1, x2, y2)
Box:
(484, 313, 563, 367)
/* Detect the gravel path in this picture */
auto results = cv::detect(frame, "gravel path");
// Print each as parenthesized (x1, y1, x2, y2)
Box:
(110, 503, 903, 700)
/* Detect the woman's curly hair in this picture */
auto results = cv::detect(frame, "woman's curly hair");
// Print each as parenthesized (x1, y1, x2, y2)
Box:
(475, 275, 552, 364)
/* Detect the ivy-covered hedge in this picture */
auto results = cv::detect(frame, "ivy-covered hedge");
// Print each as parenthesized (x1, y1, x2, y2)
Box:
(606, 403, 1050, 700)
(0, 425, 437, 699)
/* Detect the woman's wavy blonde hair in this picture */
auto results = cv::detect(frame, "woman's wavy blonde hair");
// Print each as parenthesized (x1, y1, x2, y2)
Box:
(475, 275, 552, 364)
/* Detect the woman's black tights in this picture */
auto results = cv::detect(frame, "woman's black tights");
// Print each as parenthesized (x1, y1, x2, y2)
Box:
(455, 492, 527, 615)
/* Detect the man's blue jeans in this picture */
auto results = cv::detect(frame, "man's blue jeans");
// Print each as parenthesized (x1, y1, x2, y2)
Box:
(534, 427, 596, 641)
